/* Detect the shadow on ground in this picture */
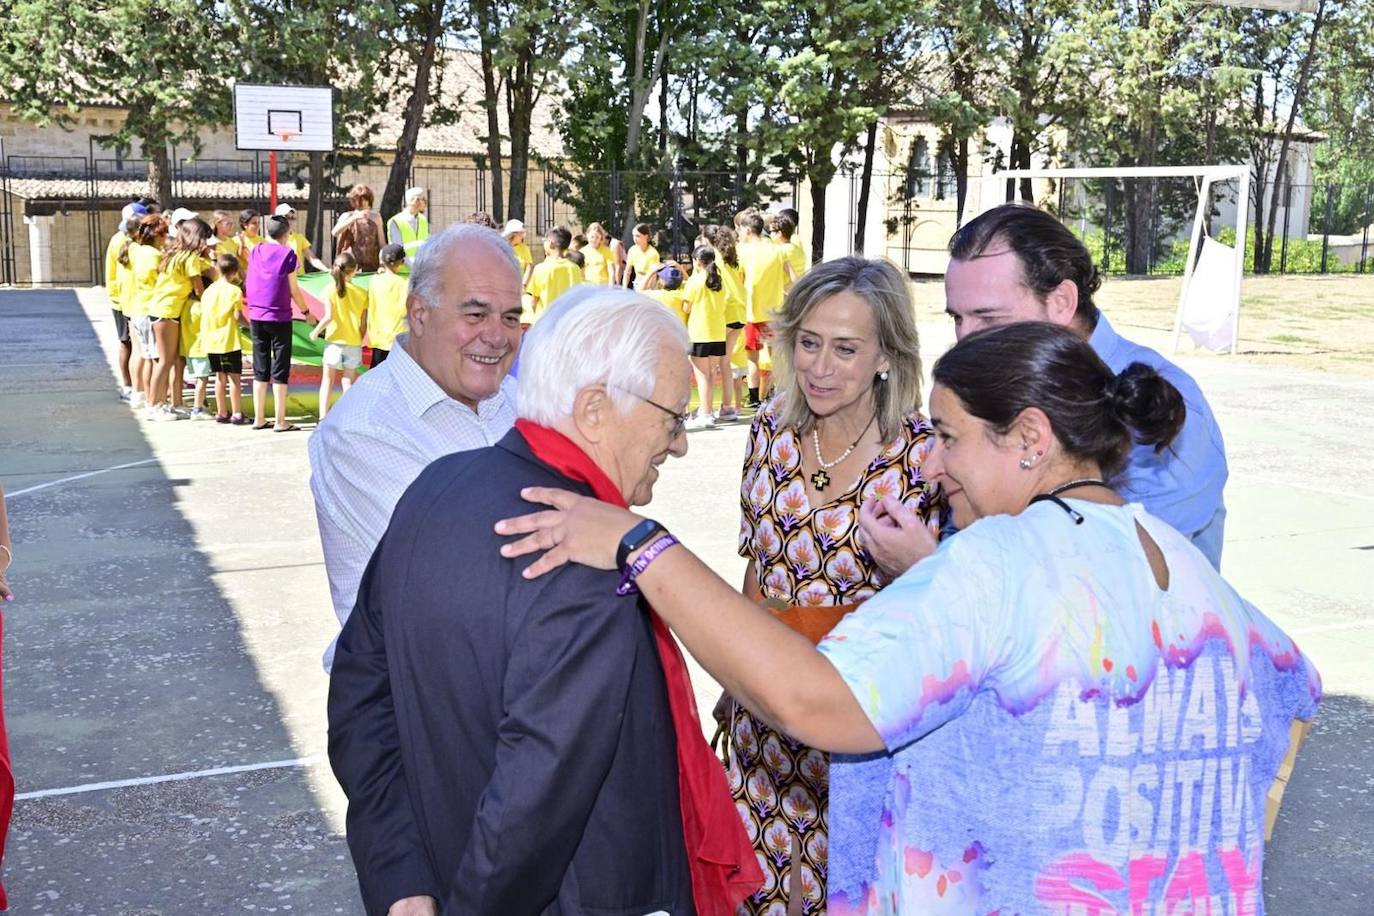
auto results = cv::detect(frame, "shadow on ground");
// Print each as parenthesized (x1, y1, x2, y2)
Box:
(1, 290, 357, 913)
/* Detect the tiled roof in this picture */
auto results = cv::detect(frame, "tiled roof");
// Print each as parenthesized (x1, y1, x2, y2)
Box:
(356, 50, 564, 158)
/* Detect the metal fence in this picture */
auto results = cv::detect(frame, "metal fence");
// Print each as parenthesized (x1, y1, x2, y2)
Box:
(853, 168, 1374, 276)
(0, 153, 800, 286)
(4, 151, 1368, 285)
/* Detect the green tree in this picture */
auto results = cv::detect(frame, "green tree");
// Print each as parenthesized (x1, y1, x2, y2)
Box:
(0, 0, 234, 205)
(227, 0, 393, 251)
(1307, 0, 1374, 234)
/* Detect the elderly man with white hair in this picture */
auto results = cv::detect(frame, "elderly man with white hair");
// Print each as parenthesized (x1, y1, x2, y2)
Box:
(327, 286, 761, 916)
(386, 186, 430, 274)
(309, 224, 523, 673)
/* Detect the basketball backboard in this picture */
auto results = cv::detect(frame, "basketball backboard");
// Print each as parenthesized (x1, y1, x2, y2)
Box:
(233, 83, 334, 152)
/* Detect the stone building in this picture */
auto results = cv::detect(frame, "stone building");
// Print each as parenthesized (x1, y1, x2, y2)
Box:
(0, 50, 565, 285)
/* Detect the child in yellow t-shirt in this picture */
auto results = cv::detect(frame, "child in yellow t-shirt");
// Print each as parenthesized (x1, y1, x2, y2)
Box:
(624, 222, 661, 290)
(642, 264, 688, 324)
(180, 284, 213, 421)
(149, 220, 212, 418)
(366, 244, 410, 367)
(684, 246, 730, 427)
(200, 253, 248, 423)
(310, 252, 368, 419)
(527, 226, 584, 320)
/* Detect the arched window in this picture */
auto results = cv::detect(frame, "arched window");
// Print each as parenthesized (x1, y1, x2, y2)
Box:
(904, 137, 931, 199)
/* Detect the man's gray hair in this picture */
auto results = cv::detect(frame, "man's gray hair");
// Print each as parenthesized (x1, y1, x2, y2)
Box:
(409, 223, 520, 308)
(405, 186, 428, 203)
(517, 285, 690, 425)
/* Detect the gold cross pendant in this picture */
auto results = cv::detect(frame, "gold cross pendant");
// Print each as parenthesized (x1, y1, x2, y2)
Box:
(810, 469, 830, 491)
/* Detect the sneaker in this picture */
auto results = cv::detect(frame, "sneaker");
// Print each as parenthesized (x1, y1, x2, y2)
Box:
(117, 386, 132, 402)
(229, 414, 250, 426)
(718, 407, 739, 422)
(688, 414, 713, 431)
(130, 392, 147, 410)
(147, 405, 182, 422)
(189, 408, 212, 421)
(169, 406, 191, 419)
(214, 414, 231, 424)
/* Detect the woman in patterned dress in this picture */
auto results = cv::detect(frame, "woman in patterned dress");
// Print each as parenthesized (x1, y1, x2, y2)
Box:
(729, 256, 944, 914)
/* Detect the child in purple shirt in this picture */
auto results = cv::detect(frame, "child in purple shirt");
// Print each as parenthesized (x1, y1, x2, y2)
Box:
(246, 215, 314, 431)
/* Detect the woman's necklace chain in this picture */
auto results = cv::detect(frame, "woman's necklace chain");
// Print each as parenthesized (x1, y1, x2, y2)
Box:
(1043, 477, 1110, 498)
(810, 414, 877, 491)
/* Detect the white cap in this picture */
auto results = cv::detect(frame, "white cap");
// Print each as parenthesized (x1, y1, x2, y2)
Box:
(168, 207, 198, 227)
(274, 202, 296, 217)
(502, 219, 525, 237)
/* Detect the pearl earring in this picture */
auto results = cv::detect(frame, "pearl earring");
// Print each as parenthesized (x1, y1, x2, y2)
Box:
(878, 370, 889, 381)
(1019, 457, 1033, 470)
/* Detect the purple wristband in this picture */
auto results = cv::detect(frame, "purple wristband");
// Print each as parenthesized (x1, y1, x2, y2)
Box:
(615, 533, 679, 596)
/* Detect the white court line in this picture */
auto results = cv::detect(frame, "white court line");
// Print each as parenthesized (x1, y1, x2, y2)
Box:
(15, 755, 323, 801)
(7, 440, 274, 500)
(1232, 475, 1374, 505)
(1288, 619, 1374, 637)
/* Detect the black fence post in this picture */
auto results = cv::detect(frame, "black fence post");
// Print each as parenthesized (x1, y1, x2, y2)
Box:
(670, 161, 683, 260)
(1320, 181, 1333, 274)
(1279, 182, 1292, 274)
(1103, 182, 1113, 274)
(1360, 182, 1372, 275)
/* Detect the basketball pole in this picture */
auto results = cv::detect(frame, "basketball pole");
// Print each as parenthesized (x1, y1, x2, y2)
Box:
(270, 151, 279, 213)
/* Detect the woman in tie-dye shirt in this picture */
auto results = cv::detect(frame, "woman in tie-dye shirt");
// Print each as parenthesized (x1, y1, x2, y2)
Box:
(499, 321, 1320, 916)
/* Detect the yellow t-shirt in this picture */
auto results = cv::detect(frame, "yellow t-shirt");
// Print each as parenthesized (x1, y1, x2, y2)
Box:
(238, 233, 262, 257)
(214, 237, 240, 260)
(626, 244, 660, 285)
(104, 231, 127, 308)
(366, 270, 410, 351)
(776, 238, 807, 280)
(125, 242, 162, 319)
(739, 239, 789, 323)
(289, 232, 312, 276)
(324, 282, 368, 347)
(683, 270, 728, 344)
(644, 288, 688, 325)
(148, 251, 210, 319)
(199, 279, 244, 356)
(581, 243, 614, 285)
(180, 298, 205, 358)
(528, 257, 584, 314)
(719, 261, 746, 326)
(511, 241, 533, 277)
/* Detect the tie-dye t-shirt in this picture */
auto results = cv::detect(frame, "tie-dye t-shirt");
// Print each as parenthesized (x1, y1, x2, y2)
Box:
(818, 500, 1321, 915)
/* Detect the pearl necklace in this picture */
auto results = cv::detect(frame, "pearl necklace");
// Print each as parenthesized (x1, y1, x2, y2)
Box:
(809, 414, 876, 491)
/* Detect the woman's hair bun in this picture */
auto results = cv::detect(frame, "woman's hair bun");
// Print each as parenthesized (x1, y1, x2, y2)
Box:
(1107, 363, 1186, 452)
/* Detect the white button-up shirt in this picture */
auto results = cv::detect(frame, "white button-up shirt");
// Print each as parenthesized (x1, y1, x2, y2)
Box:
(309, 334, 517, 670)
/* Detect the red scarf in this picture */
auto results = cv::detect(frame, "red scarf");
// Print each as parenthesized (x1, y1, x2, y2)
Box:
(515, 420, 762, 915)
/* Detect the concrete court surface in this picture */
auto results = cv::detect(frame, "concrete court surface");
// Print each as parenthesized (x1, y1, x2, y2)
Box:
(0, 286, 1370, 914)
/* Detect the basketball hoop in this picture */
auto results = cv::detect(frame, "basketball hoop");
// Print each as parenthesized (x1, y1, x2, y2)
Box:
(233, 83, 334, 213)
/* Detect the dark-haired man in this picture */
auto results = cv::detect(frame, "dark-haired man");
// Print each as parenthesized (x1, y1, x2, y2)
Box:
(943, 203, 1228, 567)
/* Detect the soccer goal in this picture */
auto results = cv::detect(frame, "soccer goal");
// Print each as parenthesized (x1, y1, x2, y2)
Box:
(981, 165, 1252, 355)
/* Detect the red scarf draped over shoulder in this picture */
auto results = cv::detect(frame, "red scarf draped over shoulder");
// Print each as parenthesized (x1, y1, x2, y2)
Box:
(515, 419, 762, 915)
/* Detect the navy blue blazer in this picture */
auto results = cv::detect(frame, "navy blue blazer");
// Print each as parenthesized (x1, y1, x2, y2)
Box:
(328, 429, 694, 915)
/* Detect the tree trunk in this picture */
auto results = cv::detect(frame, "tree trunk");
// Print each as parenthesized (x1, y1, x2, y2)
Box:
(146, 138, 173, 209)
(380, 0, 445, 222)
(854, 120, 878, 253)
(506, 45, 536, 222)
(620, 0, 669, 242)
(1261, 0, 1328, 272)
(809, 174, 829, 266)
(475, 0, 505, 223)
(307, 151, 326, 255)
(953, 134, 970, 227)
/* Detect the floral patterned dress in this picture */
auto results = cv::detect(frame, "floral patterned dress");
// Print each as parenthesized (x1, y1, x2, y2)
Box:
(731, 401, 943, 915)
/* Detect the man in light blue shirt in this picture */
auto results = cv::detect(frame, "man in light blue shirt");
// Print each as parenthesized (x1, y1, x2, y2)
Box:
(861, 203, 1226, 573)
(938, 203, 1227, 567)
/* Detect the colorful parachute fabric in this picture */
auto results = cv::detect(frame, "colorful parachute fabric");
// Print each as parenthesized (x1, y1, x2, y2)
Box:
(292, 271, 378, 367)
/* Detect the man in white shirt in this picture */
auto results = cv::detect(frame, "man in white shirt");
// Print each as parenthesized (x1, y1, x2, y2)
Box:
(309, 224, 524, 671)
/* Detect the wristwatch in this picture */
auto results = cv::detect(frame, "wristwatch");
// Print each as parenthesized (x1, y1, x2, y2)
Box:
(617, 518, 666, 570)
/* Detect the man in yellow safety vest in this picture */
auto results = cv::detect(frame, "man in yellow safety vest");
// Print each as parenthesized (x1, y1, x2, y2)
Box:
(386, 187, 430, 275)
